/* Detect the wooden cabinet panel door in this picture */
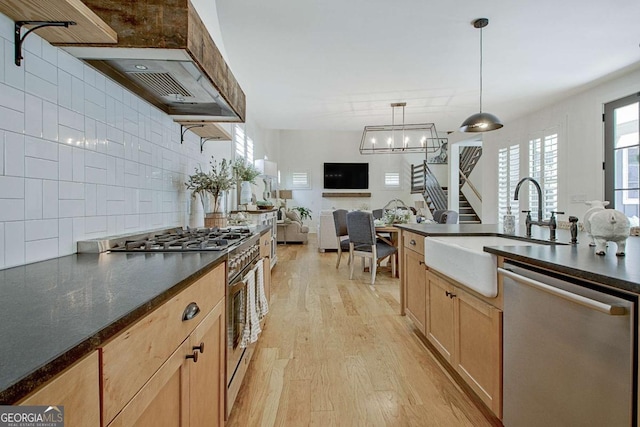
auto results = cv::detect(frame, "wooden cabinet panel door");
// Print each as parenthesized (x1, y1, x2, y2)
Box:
(404, 248, 427, 333)
(454, 287, 502, 417)
(260, 231, 271, 258)
(189, 299, 226, 427)
(426, 272, 455, 362)
(263, 256, 271, 304)
(20, 352, 100, 427)
(108, 340, 190, 427)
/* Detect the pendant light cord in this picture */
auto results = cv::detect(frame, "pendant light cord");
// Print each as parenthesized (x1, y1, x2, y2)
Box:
(479, 25, 483, 114)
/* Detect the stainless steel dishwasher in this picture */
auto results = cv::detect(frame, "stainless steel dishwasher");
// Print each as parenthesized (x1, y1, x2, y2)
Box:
(499, 261, 637, 427)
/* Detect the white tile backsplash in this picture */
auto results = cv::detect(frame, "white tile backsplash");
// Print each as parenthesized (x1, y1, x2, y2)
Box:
(43, 180, 58, 219)
(4, 221, 25, 267)
(25, 178, 42, 220)
(25, 136, 58, 160)
(25, 94, 43, 138)
(0, 133, 4, 175)
(4, 132, 24, 177)
(25, 72, 57, 104)
(0, 176, 24, 198)
(25, 219, 58, 241)
(0, 23, 215, 269)
(25, 238, 58, 264)
(25, 157, 58, 180)
(0, 222, 4, 268)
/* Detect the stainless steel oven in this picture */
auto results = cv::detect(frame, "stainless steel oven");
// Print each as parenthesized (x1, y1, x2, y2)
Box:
(225, 234, 261, 417)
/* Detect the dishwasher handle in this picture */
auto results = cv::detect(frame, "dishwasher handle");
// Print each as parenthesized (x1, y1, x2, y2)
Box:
(498, 267, 627, 316)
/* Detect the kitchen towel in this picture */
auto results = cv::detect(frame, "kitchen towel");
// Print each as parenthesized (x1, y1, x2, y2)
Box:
(255, 260, 269, 319)
(240, 268, 261, 348)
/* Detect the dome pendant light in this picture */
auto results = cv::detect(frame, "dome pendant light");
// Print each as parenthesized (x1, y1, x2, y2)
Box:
(460, 18, 503, 133)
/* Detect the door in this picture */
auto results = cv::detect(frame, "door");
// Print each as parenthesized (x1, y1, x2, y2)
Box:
(404, 248, 427, 333)
(605, 93, 640, 217)
(453, 287, 502, 417)
(426, 272, 455, 362)
(190, 300, 225, 427)
(108, 340, 190, 427)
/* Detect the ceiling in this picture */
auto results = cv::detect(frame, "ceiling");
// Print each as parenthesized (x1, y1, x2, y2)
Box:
(215, 0, 640, 134)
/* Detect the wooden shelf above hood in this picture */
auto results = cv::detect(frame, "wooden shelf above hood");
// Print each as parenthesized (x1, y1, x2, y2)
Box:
(0, 0, 117, 44)
(57, 0, 246, 123)
(178, 121, 232, 140)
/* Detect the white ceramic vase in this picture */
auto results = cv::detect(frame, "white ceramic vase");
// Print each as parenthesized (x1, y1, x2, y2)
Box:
(240, 181, 252, 205)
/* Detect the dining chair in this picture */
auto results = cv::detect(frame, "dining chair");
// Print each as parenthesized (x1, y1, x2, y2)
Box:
(332, 209, 351, 268)
(372, 209, 384, 220)
(346, 211, 398, 284)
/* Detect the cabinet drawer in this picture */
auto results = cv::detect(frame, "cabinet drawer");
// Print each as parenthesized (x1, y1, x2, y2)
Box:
(101, 263, 225, 425)
(403, 231, 425, 254)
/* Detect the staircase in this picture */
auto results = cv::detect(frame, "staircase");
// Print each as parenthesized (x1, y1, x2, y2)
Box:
(410, 146, 482, 224)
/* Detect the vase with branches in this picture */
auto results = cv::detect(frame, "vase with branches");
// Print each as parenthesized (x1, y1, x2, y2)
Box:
(185, 158, 235, 213)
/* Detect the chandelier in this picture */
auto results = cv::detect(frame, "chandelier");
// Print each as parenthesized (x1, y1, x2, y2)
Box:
(360, 103, 444, 154)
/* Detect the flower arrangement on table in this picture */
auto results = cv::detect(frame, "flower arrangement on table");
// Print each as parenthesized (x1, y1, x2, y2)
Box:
(383, 208, 411, 224)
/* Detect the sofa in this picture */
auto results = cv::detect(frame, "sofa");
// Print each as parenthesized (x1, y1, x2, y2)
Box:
(277, 210, 309, 243)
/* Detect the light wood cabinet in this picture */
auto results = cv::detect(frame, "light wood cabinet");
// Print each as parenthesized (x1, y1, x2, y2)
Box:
(260, 230, 271, 259)
(453, 286, 502, 417)
(103, 263, 226, 427)
(109, 299, 225, 427)
(404, 246, 427, 334)
(19, 352, 100, 427)
(426, 272, 455, 363)
(263, 256, 271, 304)
(427, 270, 502, 417)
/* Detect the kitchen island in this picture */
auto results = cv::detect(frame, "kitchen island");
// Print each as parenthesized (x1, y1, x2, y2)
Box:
(396, 223, 640, 424)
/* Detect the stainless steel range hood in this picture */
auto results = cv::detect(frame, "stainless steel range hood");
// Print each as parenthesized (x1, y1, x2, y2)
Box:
(58, 0, 245, 122)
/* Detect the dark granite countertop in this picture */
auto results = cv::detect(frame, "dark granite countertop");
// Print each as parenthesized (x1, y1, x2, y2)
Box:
(0, 225, 271, 404)
(0, 251, 226, 404)
(395, 223, 640, 294)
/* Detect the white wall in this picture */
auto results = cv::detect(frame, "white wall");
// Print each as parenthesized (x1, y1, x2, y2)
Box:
(276, 130, 426, 231)
(0, 13, 231, 269)
(481, 63, 640, 224)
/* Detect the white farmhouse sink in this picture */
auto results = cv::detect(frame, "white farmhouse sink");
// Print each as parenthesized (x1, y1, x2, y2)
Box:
(424, 236, 544, 298)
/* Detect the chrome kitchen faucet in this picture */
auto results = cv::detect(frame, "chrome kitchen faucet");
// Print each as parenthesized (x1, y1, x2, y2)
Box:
(513, 177, 563, 241)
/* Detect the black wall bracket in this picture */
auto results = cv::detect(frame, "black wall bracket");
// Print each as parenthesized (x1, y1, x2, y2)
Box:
(180, 124, 204, 144)
(200, 137, 221, 153)
(15, 21, 76, 66)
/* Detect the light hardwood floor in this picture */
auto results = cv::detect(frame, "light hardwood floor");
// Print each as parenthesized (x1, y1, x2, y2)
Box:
(227, 236, 501, 427)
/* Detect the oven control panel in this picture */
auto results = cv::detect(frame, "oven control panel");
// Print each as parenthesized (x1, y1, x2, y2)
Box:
(228, 244, 260, 281)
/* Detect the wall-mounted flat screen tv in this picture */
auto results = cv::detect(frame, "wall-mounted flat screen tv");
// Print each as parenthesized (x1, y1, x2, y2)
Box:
(323, 162, 369, 189)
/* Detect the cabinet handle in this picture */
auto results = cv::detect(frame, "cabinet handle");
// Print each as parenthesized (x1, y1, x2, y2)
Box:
(186, 351, 198, 363)
(445, 291, 456, 299)
(410, 239, 416, 246)
(182, 302, 200, 321)
(418, 261, 425, 266)
(193, 342, 205, 354)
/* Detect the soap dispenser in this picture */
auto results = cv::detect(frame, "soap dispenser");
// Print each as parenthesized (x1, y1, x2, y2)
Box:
(503, 206, 516, 235)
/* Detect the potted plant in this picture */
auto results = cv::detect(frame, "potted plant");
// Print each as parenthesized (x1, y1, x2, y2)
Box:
(232, 159, 261, 205)
(185, 157, 235, 214)
(291, 206, 312, 221)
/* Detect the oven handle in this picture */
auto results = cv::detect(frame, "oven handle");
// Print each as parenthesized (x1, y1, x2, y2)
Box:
(229, 257, 263, 292)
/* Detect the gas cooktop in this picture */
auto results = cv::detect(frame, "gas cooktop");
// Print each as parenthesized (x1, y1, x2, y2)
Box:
(109, 227, 253, 252)
(77, 226, 254, 253)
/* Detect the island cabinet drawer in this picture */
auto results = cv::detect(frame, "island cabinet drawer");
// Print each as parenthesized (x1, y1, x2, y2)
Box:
(101, 263, 225, 425)
(403, 231, 425, 254)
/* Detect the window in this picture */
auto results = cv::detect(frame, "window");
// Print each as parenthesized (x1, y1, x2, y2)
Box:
(292, 172, 310, 189)
(605, 94, 640, 223)
(234, 125, 245, 159)
(234, 125, 254, 163)
(529, 132, 558, 220)
(384, 172, 401, 188)
(498, 144, 520, 224)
